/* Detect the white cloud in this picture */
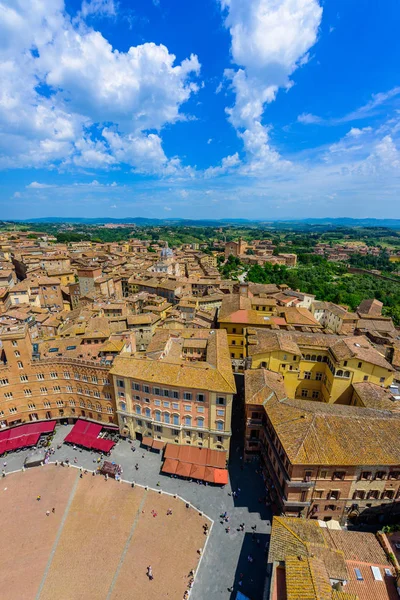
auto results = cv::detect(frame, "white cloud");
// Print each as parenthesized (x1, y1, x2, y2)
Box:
(297, 112, 323, 124)
(219, 0, 322, 170)
(207, 138, 213, 144)
(110, 204, 117, 208)
(80, 0, 116, 18)
(0, 1, 200, 174)
(164, 206, 172, 211)
(13, 191, 21, 198)
(204, 152, 240, 177)
(26, 182, 54, 189)
(298, 88, 400, 127)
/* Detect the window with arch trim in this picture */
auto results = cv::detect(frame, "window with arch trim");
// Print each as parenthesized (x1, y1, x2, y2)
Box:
(173, 413, 179, 426)
(197, 417, 204, 428)
(164, 412, 170, 424)
(154, 410, 161, 422)
(184, 415, 192, 426)
(135, 405, 141, 414)
(119, 401, 126, 412)
(216, 420, 224, 431)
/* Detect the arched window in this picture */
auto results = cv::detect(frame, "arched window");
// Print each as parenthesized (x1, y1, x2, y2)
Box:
(172, 413, 179, 426)
(344, 370, 350, 378)
(96, 403, 101, 412)
(184, 415, 192, 426)
(197, 417, 204, 428)
(164, 412, 170, 424)
(135, 405, 141, 414)
(336, 370, 343, 377)
(311, 355, 316, 362)
(216, 420, 224, 432)
(145, 407, 151, 418)
(317, 355, 322, 362)
(154, 410, 161, 422)
(305, 354, 311, 361)
(119, 401, 126, 412)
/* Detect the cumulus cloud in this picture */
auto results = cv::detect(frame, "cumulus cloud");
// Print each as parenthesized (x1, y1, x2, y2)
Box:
(204, 152, 240, 177)
(219, 0, 322, 169)
(0, 0, 200, 174)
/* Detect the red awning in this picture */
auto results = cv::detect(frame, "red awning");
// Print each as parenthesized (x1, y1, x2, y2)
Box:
(24, 433, 40, 447)
(175, 461, 192, 478)
(85, 423, 102, 437)
(0, 440, 6, 454)
(151, 440, 165, 451)
(189, 463, 206, 480)
(163, 443, 227, 468)
(6, 438, 20, 451)
(142, 436, 153, 448)
(72, 419, 88, 433)
(164, 444, 180, 460)
(162, 458, 179, 475)
(214, 468, 229, 485)
(91, 438, 115, 453)
(203, 466, 216, 483)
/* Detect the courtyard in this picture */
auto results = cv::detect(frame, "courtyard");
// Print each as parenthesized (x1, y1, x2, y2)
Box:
(0, 423, 271, 600)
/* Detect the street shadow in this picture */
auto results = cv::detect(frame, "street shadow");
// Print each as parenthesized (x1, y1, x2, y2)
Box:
(227, 531, 270, 600)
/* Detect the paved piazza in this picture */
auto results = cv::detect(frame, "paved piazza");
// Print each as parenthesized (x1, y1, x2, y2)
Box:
(0, 424, 272, 600)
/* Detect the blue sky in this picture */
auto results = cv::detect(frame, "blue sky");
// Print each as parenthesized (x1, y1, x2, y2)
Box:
(1, 0, 400, 220)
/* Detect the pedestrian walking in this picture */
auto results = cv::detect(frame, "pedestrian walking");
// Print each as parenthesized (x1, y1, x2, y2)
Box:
(147, 566, 153, 580)
(52, 507, 55, 513)
(37, 495, 41, 501)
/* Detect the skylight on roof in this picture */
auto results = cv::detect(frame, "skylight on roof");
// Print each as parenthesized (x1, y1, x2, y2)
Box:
(371, 566, 382, 581)
(354, 568, 363, 581)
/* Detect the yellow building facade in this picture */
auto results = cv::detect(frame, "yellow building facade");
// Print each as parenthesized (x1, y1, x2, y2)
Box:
(246, 329, 394, 404)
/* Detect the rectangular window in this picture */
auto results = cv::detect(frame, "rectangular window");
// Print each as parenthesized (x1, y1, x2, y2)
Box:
(37, 373, 45, 380)
(172, 403, 179, 410)
(117, 379, 125, 388)
(197, 393, 205, 402)
(172, 391, 179, 399)
(183, 392, 192, 400)
(24, 389, 32, 396)
(301, 389, 308, 397)
(184, 405, 191, 412)
(355, 568, 363, 581)
(217, 397, 225, 405)
(154, 400, 161, 407)
(315, 372, 323, 381)
(17, 361, 23, 369)
(197, 406, 205, 413)
(50, 372, 58, 379)
(312, 391, 319, 399)
(371, 567, 382, 581)
(20, 375, 28, 382)
(304, 371, 311, 380)
(153, 387, 160, 395)
(163, 401, 170, 408)
(143, 385, 150, 394)
(163, 389, 169, 397)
